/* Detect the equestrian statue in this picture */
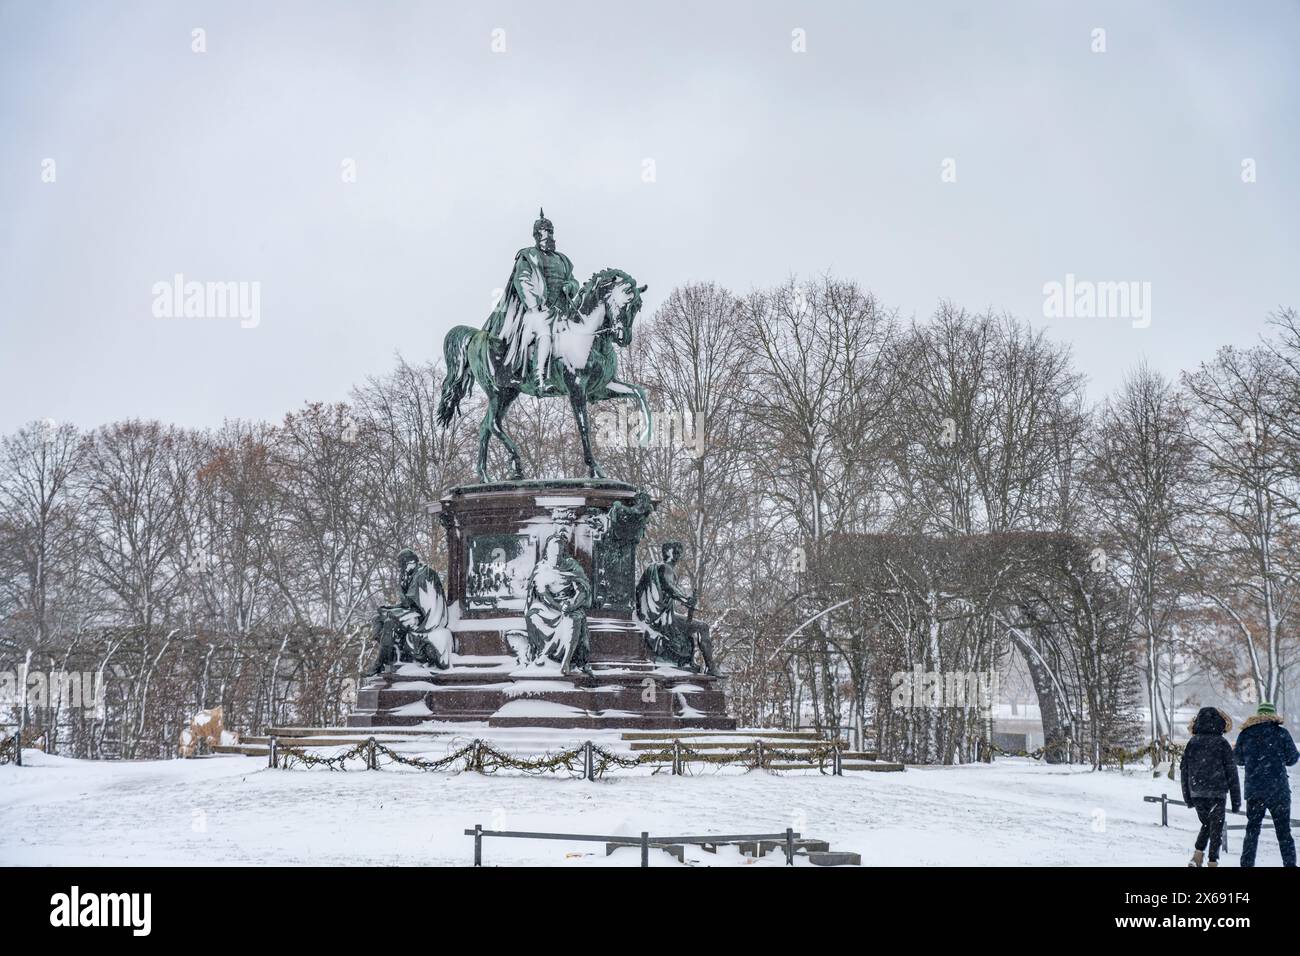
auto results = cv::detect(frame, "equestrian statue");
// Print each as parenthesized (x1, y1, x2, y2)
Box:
(436, 209, 652, 482)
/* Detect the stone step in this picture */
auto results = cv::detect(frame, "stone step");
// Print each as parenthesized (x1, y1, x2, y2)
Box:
(246, 735, 427, 747)
(351, 669, 734, 730)
(618, 729, 825, 741)
(638, 754, 826, 767)
(358, 686, 730, 720)
(637, 751, 760, 763)
(487, 714, 737, 730)
(349, 711, 479, 727)
(761, 761, 838, 770)
(213, 744, 268, 756)
(635, 752, 840, 766)
(754, 760, 904, 772)
(628, 739, 835, 751)
(841, 762, 905, 772)
(266, 726, 446, 738)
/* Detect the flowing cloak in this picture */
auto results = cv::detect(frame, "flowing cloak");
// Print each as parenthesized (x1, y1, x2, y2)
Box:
(373, 563, 451, 667)
(404, 564, 448, 633)
(524, 555, 591, 661)
(635, 563, 692, 663)
(485, 246, 577, 374)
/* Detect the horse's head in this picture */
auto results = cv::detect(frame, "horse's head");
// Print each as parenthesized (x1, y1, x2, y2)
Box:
(580, 269, 647, 347)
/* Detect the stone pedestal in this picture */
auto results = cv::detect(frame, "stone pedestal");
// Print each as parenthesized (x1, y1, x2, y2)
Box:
(347, 479, 736, 730)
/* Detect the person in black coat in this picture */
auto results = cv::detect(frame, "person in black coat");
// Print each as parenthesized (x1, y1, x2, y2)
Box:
(1181, 707, 1241, 867)
(1233, 701, 1298, 867)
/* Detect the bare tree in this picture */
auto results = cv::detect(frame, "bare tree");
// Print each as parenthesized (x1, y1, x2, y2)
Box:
(1087, 363, 1194, 743)
(1180, 345, 1299, 704)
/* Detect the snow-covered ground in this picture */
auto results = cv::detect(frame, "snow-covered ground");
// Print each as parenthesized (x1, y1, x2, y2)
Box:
(3, 751, 1296, 866)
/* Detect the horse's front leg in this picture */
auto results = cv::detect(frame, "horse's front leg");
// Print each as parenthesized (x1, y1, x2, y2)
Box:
(492, 387, 525, 480)
(604, 377, 653, 448)
(476, 403, 494, 483)
(563, 369, 605, 478)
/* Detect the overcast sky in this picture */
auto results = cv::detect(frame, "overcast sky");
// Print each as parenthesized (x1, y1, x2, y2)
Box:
(2, 0, 1298, 434)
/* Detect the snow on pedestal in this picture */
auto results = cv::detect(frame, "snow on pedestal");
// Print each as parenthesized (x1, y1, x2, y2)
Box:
(349, 479, 735, 730)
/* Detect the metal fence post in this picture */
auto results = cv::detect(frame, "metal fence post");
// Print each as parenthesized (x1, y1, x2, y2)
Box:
(833, 743, 843, 777)
(474, 824, 483, 867)
(15, 728, 21, 767)
(584, 740, 594, 781)
(756, 738, 765, 770)
(672, 739, 681, 776)
(269, 735, 278, 769)
(1160, 793, 1168, 828)
(640, 831, 649, 868)
(785, 827, 795, 865)
(368, 736, 377, 771)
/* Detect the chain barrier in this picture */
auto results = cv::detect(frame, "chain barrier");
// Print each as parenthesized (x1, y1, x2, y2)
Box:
(592, 745, 651, 775)
(1102, 739, 1184, 771)
(969, 736, 1185, 768)
(274, 740, 371, 770)
(973, 737, 1049, 760)
(470, 740, 587, 776)
(269, 737, 847, 777)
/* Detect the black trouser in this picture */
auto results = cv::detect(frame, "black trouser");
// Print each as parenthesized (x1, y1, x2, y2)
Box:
(1191, 797, 1226, 861)
(1240, 794, 1296, 867)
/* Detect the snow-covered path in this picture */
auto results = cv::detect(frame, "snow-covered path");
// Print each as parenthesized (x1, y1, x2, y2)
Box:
(3, 753, 1296, 866)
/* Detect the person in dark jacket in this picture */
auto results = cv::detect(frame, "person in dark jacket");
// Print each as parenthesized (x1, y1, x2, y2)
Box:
(1233, 701, 1298, 867)
(1181, 707, 1241, 867)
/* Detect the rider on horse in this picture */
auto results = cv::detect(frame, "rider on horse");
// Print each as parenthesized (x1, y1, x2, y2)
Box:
(485, 209, 580, 386)
(437, 208, 650, 482)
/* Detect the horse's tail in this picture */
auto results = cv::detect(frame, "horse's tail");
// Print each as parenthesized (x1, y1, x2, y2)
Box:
(437, 326, 476, 427)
